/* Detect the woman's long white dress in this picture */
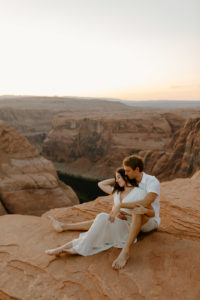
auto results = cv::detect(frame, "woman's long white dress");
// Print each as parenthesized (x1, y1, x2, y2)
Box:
(72, 187, 147, 256)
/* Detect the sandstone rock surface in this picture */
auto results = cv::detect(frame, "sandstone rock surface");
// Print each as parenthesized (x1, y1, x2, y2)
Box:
(0, 121, 79, 215)
(0, 172, 200, 299)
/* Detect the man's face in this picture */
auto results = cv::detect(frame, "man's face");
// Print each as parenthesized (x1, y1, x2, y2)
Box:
(124, 165, 139, 179)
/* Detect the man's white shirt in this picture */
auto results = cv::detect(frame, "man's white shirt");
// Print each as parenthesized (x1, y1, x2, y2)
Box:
(139, 172, 160, 226)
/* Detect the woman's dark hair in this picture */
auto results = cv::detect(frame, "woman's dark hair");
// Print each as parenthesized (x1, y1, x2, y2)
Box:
(112, 167, 138, 193)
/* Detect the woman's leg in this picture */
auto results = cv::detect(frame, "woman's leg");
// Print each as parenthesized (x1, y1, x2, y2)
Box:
(45, 240, 78, 256)
(48, 216, 94, 232)
(46, 218, 96, 256)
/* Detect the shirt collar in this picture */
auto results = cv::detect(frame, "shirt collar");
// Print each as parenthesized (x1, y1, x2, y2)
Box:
(139, 172, 146, 184)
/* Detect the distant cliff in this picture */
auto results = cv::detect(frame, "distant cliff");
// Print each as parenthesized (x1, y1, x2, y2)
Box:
(0, 97, 130, 152)
(144, 117, 200, 180)
(42, 111, 187, 180)
(1, 97, 199, 181)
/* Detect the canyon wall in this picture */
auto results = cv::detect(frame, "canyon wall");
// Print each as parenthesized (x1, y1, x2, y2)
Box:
(144, 117, 200, 180)
(42, 111, 200, 180)
(1, 97, 200, 181)
(0, 97, 130, 152)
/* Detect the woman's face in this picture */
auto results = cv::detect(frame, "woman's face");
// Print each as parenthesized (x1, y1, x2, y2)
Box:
(115, 172, 126, 187)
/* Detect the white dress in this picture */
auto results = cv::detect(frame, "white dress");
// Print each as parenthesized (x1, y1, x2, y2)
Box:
(72, 187, 147, 256)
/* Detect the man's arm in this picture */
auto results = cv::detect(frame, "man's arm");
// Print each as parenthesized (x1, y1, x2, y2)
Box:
(120, 192, 158, 209)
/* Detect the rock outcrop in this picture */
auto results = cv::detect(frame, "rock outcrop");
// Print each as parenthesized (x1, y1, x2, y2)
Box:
(0, 120, 79, 216)
(0, 172, 199, 299)
(144, 117, 200, 180)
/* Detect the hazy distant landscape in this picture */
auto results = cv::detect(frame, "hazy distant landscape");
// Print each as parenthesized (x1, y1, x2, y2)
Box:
(0, 95, 199, 183)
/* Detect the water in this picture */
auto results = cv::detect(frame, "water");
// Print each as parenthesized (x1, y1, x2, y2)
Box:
(57, 171, 107, 203)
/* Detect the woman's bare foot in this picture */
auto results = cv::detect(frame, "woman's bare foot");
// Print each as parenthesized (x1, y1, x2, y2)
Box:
(45, 247, 78, 256)
(48, 216, 64, 233)
(62, 247, 78, 255)
(112, 250, 129, 270)
(45, 248, 62, 256)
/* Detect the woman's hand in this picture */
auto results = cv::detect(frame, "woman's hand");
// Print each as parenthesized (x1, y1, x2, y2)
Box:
(116, 213, 127, 220)
(109, 204, 120, 222)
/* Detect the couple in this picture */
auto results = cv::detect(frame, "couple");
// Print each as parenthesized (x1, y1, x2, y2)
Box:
(45, 155, 160, 270)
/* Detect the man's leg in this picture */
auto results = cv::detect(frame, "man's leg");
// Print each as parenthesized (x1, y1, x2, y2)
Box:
(112, 213, 149, 269)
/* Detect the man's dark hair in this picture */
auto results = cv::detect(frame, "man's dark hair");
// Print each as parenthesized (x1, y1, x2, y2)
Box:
(123, 155, 144, 172)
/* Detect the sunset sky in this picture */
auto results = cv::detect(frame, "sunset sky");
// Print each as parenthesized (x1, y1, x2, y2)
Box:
(0, 0, 199, 100)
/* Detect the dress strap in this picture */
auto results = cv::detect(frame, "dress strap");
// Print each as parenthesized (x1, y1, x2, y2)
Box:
(113, 191, 120, 205)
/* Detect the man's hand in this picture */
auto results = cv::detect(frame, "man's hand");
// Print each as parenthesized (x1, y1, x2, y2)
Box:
(133, 205, 151, 215)
(109, 204, 120, 222)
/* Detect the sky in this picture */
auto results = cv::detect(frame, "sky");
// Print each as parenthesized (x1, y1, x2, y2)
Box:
(0, 0, 199, 101)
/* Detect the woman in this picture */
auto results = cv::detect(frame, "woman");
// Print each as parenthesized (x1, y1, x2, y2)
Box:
(45, 168, 154, 257)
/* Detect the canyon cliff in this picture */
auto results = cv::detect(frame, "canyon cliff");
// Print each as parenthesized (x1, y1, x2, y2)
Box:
(0, 96, 129, 151)
(0, 171, 199, 299)
(144, 117, 200, 180)
(1, 97, 200, 181)
(42, 110, 200, 181)
(0, 120, 79, 216)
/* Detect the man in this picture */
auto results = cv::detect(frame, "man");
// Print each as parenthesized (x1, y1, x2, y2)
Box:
(111, 155, 160, 270)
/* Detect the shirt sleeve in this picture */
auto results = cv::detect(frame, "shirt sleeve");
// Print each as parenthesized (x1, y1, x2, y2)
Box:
(146, 177, 160, 195)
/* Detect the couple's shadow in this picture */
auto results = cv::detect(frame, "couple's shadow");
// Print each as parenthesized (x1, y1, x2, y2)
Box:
(137, 228, 158, 241)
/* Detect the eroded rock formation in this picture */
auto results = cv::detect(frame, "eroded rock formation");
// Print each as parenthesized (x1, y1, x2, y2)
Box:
(0, 96, 129, 151)
(1, 97, 200, 181)
(144, 117, 200, 180)
(42, 111, 186, 179)
(0, 172, 200, 299)
(0, 121, 79, 216)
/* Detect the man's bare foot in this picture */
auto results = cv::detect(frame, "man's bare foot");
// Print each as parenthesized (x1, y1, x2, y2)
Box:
(112, 251, 129, 270)
(48, 216, 64, 233)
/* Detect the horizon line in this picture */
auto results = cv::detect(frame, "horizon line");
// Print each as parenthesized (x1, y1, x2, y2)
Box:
(0, 94, 200, 102)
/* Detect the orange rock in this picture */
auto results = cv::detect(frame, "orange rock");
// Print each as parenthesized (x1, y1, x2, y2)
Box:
(159, 171, 200, 241)
(146, 117, 200, 181)
(0, 121, 79, 215)
(0, 173, 200, 299)
(0, 201, 7, 215)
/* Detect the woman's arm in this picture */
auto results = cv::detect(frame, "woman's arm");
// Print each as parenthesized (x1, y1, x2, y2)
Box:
(98, 178, 115, 194)
(109, 204, 128, 222)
